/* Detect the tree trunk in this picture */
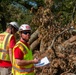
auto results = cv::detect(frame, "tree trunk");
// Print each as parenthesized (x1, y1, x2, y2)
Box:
(30, 37, 41, 51)
(29, 29, 39, 45)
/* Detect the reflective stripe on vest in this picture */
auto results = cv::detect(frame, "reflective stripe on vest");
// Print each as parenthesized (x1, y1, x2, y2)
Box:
(0, 49, 8, 52)
(4, 33, 11, 49)
(13, 66, 34, 73)
(2, 33, 11, 60)
(0, 33, 11, 61)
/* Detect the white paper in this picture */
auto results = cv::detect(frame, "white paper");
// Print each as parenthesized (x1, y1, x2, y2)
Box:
(34, 57, 50, 67)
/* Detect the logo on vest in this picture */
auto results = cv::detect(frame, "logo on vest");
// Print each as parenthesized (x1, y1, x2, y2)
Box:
(0, 35, 5, 41)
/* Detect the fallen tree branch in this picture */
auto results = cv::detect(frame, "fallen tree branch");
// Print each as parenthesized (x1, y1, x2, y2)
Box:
(48, 28, 69, 50)
(29, 29, 39, 45)
(48, 27, 74, 58)
(30, 37, 41, 51)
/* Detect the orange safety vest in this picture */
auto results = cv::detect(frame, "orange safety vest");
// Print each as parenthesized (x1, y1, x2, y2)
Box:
(12, 41, 34, 75)
(0, 32, 13, 61)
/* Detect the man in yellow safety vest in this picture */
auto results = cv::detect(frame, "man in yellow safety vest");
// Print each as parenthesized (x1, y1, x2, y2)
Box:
(0, 21, 19, 75)
(12, 24, 39, 75)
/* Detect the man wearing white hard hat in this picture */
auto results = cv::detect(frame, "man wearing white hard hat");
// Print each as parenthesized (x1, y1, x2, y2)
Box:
(0, 21, 19, 75)
(12, 24, 39, 75)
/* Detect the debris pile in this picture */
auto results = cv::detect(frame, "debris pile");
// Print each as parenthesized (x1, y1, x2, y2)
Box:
(29, 1, 76, 74)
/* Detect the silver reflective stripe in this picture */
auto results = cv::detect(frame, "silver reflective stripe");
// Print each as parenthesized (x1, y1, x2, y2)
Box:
(2, 33, 11, 60)
(13, 66, 34, 72)
(4, 33, 11, 49)
(0, 49, 8, 53)
(17, 42, 29, 53)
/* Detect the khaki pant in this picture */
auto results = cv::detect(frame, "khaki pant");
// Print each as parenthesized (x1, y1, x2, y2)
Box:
(0, 67, 12, 75)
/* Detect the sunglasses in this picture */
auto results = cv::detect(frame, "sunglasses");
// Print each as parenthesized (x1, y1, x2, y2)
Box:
(22, 31, 31, 35)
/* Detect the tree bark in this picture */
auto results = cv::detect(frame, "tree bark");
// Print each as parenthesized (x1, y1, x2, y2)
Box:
(30, 37, 41, 51)
(29, 29, 39, 45)
(61, 36, 76, 47)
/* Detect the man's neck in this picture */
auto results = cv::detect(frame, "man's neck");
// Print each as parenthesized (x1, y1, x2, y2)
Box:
(5, 28, 11, 33)
(20, 38, 28, 43)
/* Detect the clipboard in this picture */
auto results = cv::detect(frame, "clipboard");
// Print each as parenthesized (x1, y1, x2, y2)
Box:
(34, 57, 50, 67)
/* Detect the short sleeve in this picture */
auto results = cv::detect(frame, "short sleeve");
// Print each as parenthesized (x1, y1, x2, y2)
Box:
(9, 36, 16, 48)
(14, 47, 24, 59)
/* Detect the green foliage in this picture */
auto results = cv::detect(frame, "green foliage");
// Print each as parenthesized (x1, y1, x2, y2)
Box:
(51, 0, 76, 26)
(0, 0, 76, 32)
(7, 4, 33, 25)
(35, 0, 45, 7)
(0, 0, 34, 29)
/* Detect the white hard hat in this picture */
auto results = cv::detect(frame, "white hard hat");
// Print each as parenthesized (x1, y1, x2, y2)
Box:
(19, 24, 31, 31)
(9, 21, 19, 30)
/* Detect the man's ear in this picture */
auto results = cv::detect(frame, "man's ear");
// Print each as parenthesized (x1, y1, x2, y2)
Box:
(10, 27, 13, 34)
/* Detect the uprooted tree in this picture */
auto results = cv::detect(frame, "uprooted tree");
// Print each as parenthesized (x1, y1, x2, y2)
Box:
(28, 0, 76, 75)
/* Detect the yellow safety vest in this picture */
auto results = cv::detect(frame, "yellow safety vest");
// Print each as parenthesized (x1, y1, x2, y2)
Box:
(12, 41, 34, 75)
(0, 32, 13, 61)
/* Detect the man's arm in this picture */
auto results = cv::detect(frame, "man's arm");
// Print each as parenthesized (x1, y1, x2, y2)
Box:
(14, 47, 39, 66)
(15, 58, 39, 66)
(9, 48, 13, 63)
(9, 36, 16, 63)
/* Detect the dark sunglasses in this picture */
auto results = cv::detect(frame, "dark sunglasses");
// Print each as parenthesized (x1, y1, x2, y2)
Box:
(22, 31, 31, 35)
